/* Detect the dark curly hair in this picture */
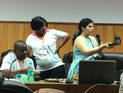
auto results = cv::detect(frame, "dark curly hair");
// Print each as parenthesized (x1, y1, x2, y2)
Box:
(31, 16, 48, 31)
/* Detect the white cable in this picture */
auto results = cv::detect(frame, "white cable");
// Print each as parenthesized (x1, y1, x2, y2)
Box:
(84, 83, 106, 93)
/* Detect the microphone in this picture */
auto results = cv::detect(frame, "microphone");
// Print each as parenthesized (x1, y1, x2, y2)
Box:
(96, 34, 101, 46)
(8, 59, 16, 80)
(96, 34, 102, 57)
(114, 34, 121, 45)
(109, 34, 121, 47)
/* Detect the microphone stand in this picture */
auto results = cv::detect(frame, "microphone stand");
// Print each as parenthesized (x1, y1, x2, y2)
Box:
(8, 59, 16, 80)
(96, 34, 103, 60)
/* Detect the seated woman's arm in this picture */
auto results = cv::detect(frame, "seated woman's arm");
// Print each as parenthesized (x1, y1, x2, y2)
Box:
(75, 37, 111, 56)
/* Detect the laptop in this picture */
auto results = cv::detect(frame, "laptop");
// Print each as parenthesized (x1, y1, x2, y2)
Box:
(79, 60, 116, 84)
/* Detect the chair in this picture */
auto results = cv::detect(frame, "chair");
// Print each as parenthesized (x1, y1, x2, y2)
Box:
(34, 88, 66, 93)
(0, 79, 33, 93)
(63, 52, 73, 78)
(0, 50, 13, 67)
(102, 52, 123, 81)
(83, 84, 116, 93)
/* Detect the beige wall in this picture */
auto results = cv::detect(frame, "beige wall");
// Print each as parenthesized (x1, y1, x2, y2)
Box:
(0, 22, 123, 58)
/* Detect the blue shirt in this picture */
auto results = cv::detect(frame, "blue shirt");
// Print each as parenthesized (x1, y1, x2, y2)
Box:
(67, 36, 99, 80)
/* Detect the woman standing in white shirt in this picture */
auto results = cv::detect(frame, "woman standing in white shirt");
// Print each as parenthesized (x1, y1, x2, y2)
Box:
(26, 16, 70, 80)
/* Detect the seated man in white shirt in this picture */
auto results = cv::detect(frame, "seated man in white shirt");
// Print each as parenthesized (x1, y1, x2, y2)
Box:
(0, 40, 40, 78)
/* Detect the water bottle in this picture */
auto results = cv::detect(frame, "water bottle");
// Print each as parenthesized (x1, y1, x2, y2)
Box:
(27, 62, 34, 83)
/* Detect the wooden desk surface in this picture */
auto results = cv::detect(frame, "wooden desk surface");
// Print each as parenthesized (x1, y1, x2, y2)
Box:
(25, 80, 119, 93)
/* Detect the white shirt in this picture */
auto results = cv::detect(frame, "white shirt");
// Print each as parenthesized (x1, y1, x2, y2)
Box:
(0, 52, 35, 70)
(26, 29, 69, 71)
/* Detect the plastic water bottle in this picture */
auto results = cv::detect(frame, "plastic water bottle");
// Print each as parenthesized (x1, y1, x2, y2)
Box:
(27, 62, 34, 83)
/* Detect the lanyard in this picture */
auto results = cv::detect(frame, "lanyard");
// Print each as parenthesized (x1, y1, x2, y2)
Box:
(81, 34, 95, 48)
(17, 59, 24, 69)
(89, 38, 95, 48)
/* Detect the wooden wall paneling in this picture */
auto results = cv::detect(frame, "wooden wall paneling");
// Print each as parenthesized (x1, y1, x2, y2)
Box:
(48, 23, 56, 29)
(16, 23, 25, 40)
(102, 25, 114, 52)
(0, 22, 123, 59)
(0, 23, 9, 53)
(53, 23, 78, 58)
(23, 22, 33, 41)
(7, 23, 17, 49)
(7, 23, 25, 49)
(94, 24, 114, 52)
(114, 25, 123, 53)
(93, 25, 105, 41)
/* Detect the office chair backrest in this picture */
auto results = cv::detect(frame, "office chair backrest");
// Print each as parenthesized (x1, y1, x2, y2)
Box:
(0, 50, 13, 67)
(0, 72, 4, 84)
(63, 52, 73, 78)
(34, 88, 66, 93)
(0, 80, 33, 93)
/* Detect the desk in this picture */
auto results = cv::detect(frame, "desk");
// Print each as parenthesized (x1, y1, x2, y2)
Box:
(25, 80, 119, 93)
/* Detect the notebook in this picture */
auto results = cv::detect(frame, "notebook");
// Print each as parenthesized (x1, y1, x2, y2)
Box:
(79, 60, 116, 84)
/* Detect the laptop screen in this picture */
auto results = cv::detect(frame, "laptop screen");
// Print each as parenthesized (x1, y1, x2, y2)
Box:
(79, 60, 116, 84)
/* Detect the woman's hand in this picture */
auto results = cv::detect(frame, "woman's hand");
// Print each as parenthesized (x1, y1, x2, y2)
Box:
(54, 48, 60, 57)
(34, 70, 40, 75)
(100, 42, 114, 49)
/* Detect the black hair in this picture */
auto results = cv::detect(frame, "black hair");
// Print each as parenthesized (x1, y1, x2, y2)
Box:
(72, 18, 93, 45)
(31, 16, 48, 31)
(14, 40, 26, 50)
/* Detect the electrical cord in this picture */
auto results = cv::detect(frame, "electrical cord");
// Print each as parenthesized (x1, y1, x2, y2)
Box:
(84, 83, 107, 93)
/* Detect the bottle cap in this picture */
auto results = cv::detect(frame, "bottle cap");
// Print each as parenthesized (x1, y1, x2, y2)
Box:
(16, 74, 21, 78)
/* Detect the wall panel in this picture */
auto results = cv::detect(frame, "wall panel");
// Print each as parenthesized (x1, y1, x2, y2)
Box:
(114, 25, 123, 52)
(0, 22, 123, 59)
